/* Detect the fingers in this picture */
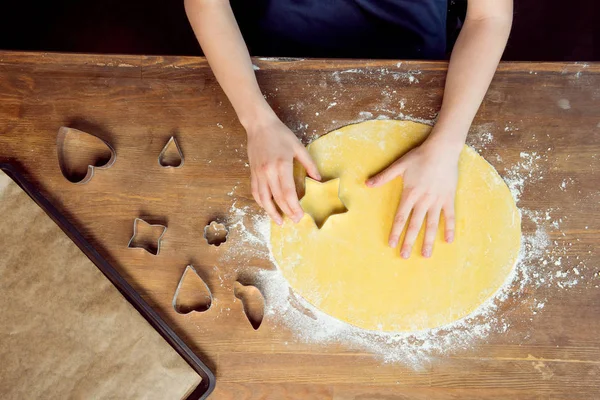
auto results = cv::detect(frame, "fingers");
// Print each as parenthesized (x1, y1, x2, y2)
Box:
(273, 160, 303, 223)
(399, 203, 428, 259)
(443, 199, 456, 243)
(388, 188, 418, 248)
(257, 175, 282, 225)
(255, 160, 303, 224)
(266, 168, 293, 219)
(294, 145, 321, 181)
(279, 168, 304, 223)
(251, 173, 262, 207)
(366, 159, 406, 188)
(422, 205, 441, 258)
(394, 197, 453, 259)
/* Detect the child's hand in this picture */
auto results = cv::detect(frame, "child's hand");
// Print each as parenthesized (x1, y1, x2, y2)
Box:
(246, 116, 321, 225)
(366, 138, 460, 258)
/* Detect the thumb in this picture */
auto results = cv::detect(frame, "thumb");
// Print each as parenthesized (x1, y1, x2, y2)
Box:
(294, 145, 321, 181)
(366, 159, 406, 188)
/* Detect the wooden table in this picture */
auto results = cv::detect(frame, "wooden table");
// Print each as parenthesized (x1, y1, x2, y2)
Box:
(1, 51, 598, 399)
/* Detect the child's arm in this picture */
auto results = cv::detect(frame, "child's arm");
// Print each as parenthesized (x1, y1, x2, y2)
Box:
(367, 0, 513, 258)
(184, 0, 321, 225)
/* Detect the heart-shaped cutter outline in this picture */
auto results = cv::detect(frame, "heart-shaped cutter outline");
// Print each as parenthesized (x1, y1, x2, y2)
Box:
(172, 265, 213, 314)
(57, 126, 116, 184)
(158, 136, 184, 169)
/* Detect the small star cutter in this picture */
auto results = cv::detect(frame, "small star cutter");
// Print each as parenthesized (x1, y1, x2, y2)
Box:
(158, 136, 184, 168)
(127, 217, 167, 255)
(300, 177, 348, 229)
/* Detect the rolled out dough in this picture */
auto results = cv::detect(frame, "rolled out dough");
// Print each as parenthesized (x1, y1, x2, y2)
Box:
(270, 120, 521, 332)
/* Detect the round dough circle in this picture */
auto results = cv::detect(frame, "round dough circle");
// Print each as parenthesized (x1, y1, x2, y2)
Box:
(270, 120, 521, 332)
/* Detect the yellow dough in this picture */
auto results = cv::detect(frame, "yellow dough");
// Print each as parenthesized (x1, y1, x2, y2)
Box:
(270, 120, 521, 332)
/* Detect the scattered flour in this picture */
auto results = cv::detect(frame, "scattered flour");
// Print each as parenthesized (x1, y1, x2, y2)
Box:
(216, 66, 592, 369)
(504, 151, 543, 202)
(219, 134, 590, 370)
(557, 98, 571, 110)
(468, 123, 495, 150)
(337, 67, 420, 84)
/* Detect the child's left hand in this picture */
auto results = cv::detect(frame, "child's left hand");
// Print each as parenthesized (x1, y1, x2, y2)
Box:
(366, 137, 461, 258)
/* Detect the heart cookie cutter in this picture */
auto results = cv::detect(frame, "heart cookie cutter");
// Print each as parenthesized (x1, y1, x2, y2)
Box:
(172, 265, 213, 314)
(57, 126, 116, 184)
(158, 136, 184, 168)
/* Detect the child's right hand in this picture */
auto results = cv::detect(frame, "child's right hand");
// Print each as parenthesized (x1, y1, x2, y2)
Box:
(246, 115, 321, 225)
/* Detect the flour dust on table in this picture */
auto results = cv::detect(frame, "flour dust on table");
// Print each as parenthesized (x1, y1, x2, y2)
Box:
(220, 118, 592, 369)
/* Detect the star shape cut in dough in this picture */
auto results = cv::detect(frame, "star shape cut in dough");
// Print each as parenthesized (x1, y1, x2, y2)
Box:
(300, 177, 348, 229)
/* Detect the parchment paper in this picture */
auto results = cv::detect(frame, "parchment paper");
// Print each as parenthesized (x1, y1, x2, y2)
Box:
(0, 171, 201, 400)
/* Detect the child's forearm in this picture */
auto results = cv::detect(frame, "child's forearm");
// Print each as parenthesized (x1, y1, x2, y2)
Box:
(184, 0, 275, 130)
(428, 0, 513, 153)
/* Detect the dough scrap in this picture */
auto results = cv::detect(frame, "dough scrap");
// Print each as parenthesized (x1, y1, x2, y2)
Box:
(270, 120, 521, 332)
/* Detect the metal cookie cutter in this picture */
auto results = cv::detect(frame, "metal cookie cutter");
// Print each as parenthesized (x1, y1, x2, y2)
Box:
(127, 218, 167, 255)
(172, 265, 213, 314)
(56, 126, 116, 184)
(234, 281, 265, 330)
(158, 136, 184, 168)
(203, 221, 229, 246)
(300, 177, 348, 229)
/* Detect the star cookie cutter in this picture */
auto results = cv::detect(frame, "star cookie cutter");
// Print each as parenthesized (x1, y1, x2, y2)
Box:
(127, 218, 167, 255)
(300, 177, 348, 229)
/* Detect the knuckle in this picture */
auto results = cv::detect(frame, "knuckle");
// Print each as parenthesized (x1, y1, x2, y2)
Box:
(283, 188, 296, 200)
(272, 193, 283, 203)
(394, 213, 406, 224)
(259, 163, 272, 173)
(404, 187, 419, 200)
(426, 221, 438, 230)
(407, 223, 421, 233)
(275, 158, 289, 169)
(259, 192, 270, 202)
(421, 192, 436, 203)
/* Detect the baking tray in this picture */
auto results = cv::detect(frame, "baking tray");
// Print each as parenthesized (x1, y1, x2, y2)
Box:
(0, 163, 216, 400)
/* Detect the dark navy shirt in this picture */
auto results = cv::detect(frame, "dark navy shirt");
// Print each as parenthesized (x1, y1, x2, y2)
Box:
(232, 0, 448, 59)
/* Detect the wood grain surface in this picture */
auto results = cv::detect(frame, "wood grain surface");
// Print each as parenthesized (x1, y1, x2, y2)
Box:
(0, 51, 599, 399)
